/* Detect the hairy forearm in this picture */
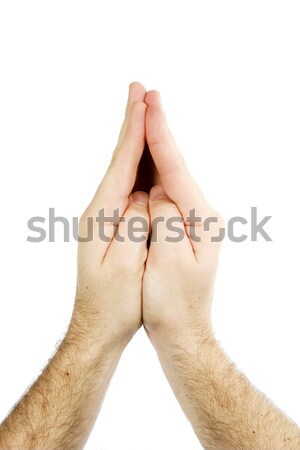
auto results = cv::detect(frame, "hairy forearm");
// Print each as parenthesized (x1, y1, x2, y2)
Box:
(0, 307, 124, 450)
(151, 328, 300, 450)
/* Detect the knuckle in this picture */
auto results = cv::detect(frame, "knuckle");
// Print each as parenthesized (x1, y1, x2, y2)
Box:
(205, 208, 224, 228)
(110, 255, 139, 277)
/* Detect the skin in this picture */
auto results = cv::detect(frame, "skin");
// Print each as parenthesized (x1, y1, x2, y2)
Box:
(142, 90, 300, 450)
(0, 82, 299, 450)
(0, 82, 150, 450)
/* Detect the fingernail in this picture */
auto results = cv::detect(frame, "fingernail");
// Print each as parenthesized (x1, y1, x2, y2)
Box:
(132, 191, 149, 207)
(150, 185, 168, 200)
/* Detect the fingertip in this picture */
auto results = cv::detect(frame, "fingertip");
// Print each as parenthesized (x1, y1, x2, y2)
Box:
(128, 81, 147, 100)
(124, 83, 147, 118)
(145, 90, 162, 106)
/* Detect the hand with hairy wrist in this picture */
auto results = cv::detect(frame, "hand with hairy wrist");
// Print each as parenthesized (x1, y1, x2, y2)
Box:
(141, 89, 300, 450)
(141, 90, 223, 351)
(72, 82, 150, 349)
(0, 82, 151, 450)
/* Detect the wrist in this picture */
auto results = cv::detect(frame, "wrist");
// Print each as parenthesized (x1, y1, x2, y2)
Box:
(67, 303, 129, 356)
(146, 325, 219, 396)
(145, 312, 213, 349)
(146, 320, 215, 357)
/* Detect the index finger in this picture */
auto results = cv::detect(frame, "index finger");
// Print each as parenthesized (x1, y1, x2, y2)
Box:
(90, 82, 147, 214)
(80, 83, 147, 260)
(145, 91, 208, 220)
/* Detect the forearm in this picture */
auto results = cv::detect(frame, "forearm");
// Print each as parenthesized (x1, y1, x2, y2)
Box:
(0, 308, 125, 450)
(151, 327, 300, 450)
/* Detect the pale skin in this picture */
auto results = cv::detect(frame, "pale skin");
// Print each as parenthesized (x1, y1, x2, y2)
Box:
(0, 83, 299, 450)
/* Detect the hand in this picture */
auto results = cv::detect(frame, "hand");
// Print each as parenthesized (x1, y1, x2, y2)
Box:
(142, 91, 224, 345)
(71, 82, 150, 349)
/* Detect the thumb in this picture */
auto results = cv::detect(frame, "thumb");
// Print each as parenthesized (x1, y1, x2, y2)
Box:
(148, 185, 193, 258)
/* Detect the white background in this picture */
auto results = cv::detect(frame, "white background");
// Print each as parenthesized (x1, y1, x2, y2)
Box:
(0, 2, 300, 449)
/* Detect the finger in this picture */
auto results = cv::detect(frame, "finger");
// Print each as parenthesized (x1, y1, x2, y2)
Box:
(145, 93, 212, 253)
(117, 81, 147, 146)
(145, 90, 183, 177)
(144, 89, 161, 106)
(148, 185, 194, 260)
(125, 81, 147, 118)
(80, 82, 147, 259)
(80, 82, 147, 263)
(89, 100, 147, 214)
(105, 191, 150, 268)
(145, 94, 206, 206)
(103, 100, 147, 196)
(89, 82, 146, 216)
(83, 100, 147, 260)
